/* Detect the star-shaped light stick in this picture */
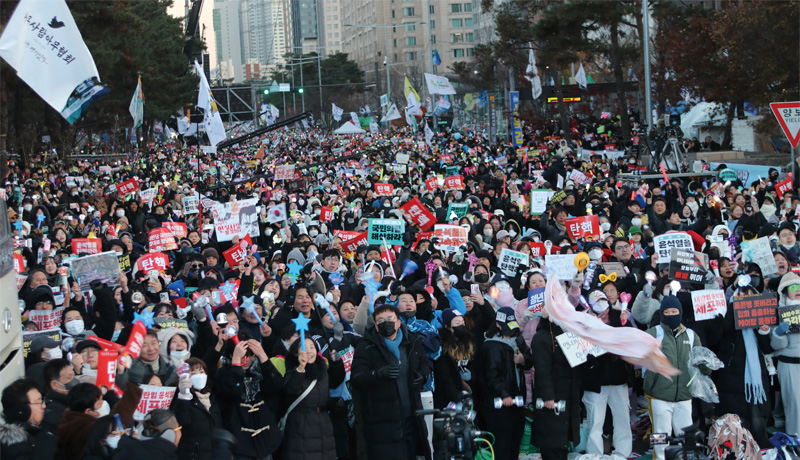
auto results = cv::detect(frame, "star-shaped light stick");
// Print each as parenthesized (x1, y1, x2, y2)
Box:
(133, 308, 155, 329)
(220, 281, 237, 302)
(240, 296, 262, 326)
(36, 213, 45, 228)
(292, 315, 311, 351)
(287, 260, 303, 286)
(13, 221, 23, 233)
(362, 275, 381, 314)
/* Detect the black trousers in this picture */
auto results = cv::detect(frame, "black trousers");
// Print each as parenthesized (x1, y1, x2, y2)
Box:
(540, 448, 568, 460)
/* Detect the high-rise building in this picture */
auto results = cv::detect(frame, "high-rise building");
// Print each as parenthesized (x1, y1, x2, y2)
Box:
(213, 0, 245, 83)
(320, 0, 342, 54)
(241, 0, 274, 74)
(289, 0, 324, 55)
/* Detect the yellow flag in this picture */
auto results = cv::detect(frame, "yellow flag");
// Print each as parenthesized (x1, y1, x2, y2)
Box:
(404, 76, 419, 102)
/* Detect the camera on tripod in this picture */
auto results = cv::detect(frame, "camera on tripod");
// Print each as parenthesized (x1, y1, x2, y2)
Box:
(649, 422, 710, 460)
(416, 394, 485, 460)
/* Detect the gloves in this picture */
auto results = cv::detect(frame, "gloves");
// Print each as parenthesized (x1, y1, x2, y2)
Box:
(775, 321, 791, 337)
(191, 303, 207, 322)
(704, 270, 717, 285)
(411, 372, 425, 391)
(697, 364, 712, 376)
(333, 321, 344, 342)
(376, 365, 400, 380)
(522, 309, 537, 323)
(178, 375, 193, 399)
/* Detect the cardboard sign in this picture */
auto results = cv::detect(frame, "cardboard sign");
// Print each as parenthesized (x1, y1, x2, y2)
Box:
(116, 178, 139, 196)
(70, 251, 121, 290)
(545, 254, 578, 281)
(27, 307, 65, 331)
(374, 183, 394, 196)
(71, 238, 102, 255)
(182, 196, 199, 215)
(320, 206, 333, 222)
(341, 232, 368, 255)
(433, 224, 469, 252)
(741, 237, 779, 277)
(400, 197, 436, 231)
(530, 189, 551, 215)
(778, 305, 800, 333)
(555, 330, 607, 368)
(653, 233, 694, 264)
(776, 177, 793, 199)
(425, 177, 438, 192)
(367, 219, 405, 245)
(527, 287, 545, 314)
(444, 175, 465, 191)
(565, 215, 600, 241)
(96, 349, 119, 390)
(274, 164, 296, 181)
(133, 385, 177, 421)
(691, 289, 727, 321)
(148, 228, 178, 252)
(135, 252, 170, 274)
(498, 248, 529, 276)
(22, 328, 61, 358)
(668, 248, 708, 283)
(162, 222, 188, 239)
(733, 293, 778, 329)
(446, 202, 469, 220)
(222, 235, 253, 268)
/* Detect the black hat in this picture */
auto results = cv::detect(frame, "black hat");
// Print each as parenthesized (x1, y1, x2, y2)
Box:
(75, 340, 102, 353)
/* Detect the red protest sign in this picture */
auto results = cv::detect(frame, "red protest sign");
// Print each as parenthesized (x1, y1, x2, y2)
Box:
(529, 242, 548, 259)
(162, 222, 188, 239)
(400, 197, 436, 231)
(565, 215, 600, 241)
(733, 292, 778, 329)
(425, 177, 438, 192)
(444, 175, 465, 191)
(605, 144, 617, 151)
(71, 238, 102, 255)
(222, 235, 253, 268)
(123, 322, 147, 360)
(274, 164, 296, 181)
(96, 349, 119, 390)
(148, 228, 178, 252)
(116, 178, 139, 196)
(92, 337, 124, 352)
(13, 253, 25, 274)
(441, 154, 453, 163)
(320, 206, 333, 222)
(135, 252, 170, 273)
(341, 232, 368, 254)
(334, 230, 362, 242)
(374, 183, 394, 196)
(776, 177, 793, 199)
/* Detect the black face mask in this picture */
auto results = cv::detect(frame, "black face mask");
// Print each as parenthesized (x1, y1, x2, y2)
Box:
(378, 321, 396, 337)
(416, 300, 433, 322)
(452, 325, 470, 340)
(400, 310, 416, 319)
(661, 313, 681, 330)
(474, 273, 489, 283)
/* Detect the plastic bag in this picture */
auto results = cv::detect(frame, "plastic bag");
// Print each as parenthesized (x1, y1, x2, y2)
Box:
(688, 346, 724, 403)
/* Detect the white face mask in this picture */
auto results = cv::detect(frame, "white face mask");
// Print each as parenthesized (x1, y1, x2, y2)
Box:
(631, 217, 642, 227)
(105, 435, 121, 450)
(190, 373, 208, 390)
(600, 222, 611, 232)
(23, 204, 32, 212)
(508, 230, 517, 238)
(309, 229, 319, 237)
(66, 319, 85, 335)
(170, 349, 190, 361)
(116, 209, 125, 217)
(589, 248, 603, 261)
(96, 400, 110, 417)
(591, 300, 609, 314)
(483, 229, 492, 237)
(45, 348, 63, 360)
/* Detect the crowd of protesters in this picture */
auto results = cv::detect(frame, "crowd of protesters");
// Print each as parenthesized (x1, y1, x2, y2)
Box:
(2, 116, 799, 460)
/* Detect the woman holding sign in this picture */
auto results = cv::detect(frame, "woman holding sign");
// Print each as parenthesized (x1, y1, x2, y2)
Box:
(772, 273, 800, 437)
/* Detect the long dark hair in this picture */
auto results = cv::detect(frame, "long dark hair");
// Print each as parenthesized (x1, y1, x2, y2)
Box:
(81, 415, 116, 458)
(440, 326, 474, 362)
(286, 338, 326, 379)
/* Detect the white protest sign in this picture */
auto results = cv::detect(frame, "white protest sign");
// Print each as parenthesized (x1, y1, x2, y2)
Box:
(545, 254, 578, 281)
(133, 385, 177, 421)
(556, 330, 607, 367)
(214, 198, 259, 242)
(182, 195, 199, 215)
(274, 164, 296, 181)
(653, 232, 694, 264)
(27, 307, 66, 331)
(691, 289, 727, 321)
(498, 248, 529, 277)
(530, 189, 552, 215)
(396, 153, 410, 164)
(741, 236, 779, 277)
(569, 169, 590, 185)
(139, 188, 158, 207)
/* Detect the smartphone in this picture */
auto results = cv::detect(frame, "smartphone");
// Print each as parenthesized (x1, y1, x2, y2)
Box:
(211, 291, 221, 305)
(471, 284, 480, 295)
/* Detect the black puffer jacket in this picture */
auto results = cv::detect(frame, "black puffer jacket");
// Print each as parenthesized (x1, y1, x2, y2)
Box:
(171, 392, 223, 460)
(0, 421, 57, 460)
(351, 324, 431, 460)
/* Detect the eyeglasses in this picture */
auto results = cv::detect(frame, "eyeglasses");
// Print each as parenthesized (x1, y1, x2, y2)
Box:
(614, 245, 630, 251)
(788, 284, 800, 293)
(28, 400, 45, 407)
(375, 317, 396, 324)
(191, 263, 204, 269)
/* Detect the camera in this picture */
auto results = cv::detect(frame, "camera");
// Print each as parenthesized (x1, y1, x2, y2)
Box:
(649, 422, 710, 460)
(417, 394, 485, 460)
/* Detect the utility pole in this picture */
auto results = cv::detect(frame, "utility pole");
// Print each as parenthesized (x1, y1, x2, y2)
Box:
(643, 0, 653, 129)
(300, 57, 305, 112)
(317, 55, 323, 120)
(375, 61, 382, 118)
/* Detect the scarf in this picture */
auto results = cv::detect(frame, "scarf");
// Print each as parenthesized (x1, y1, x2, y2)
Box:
(384, 327, 403, 360)
(195, 392, 211, 412)
(741, 328, 766, 405)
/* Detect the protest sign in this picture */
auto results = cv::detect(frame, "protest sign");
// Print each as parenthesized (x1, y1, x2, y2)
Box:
(71, 238, 102, 255)
(441, 154, 453, 163)
(691, 289, 727, 321)
(446, 202, 469, 220)
(569, 169, 590, 185)
(668, 248, 708, 283)
(274, 164, 296, 181)
(444, 175, 465, 191)
(238, 205, 260, 238)
(222, 235, 253, 268)
(116, 178, 139, 196)
(397, 153, 410, 164)
(133, 385, 177, 421)
(549, 190, 568, 205)
(182, 195, 199, 214)
(565, 215, 600, 240)
(530, 189, 551, 215)
(70, 251, 121, 290)
(139, 188, 158, 206)
(96, 349, 119, 390)
(22, 329, 61, 358)
(14, 253, 25, 273)
(733, 293, 778, 329)
(653, 232, 694, 264)
(367, 219, 405, 245)
(778, 305, 800, 333)
(529, 242, 548, 259)
(425, 177, 438, 191)
(433, 225, 469, 252)
(374, 183, 394, 196)
(153, 317, 189, 330)
(135, 252, 170, 274)
(741, 237, 779, 277)
(27, 307, 65, 331)
(400, 198, 435, 231)
(545, 254, 578, 281)
(527, 287, 545, 314)
(214, 198, 259, 242)
(341, 232, 368, 254)
(320, 206, 333, 222)
(776, 177, 793, 199)
(162, 222, 188, 239)
(148, 228, 177, 252)
(555, 331, 607, 368)
(498, 248, 529, 276)
(445, 165, 459, 177)
(601, 262, 627, 280)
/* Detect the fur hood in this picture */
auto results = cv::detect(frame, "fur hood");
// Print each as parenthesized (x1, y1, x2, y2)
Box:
(0, 421, 28, 446)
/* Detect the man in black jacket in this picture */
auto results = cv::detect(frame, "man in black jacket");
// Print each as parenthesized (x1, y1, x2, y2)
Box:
(0, 378, 58, 460)
(351, 304, 431, 460)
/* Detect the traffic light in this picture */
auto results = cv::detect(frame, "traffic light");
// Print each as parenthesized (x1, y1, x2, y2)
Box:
(263, 88, 269, 95)
(298, 88, 304, 94)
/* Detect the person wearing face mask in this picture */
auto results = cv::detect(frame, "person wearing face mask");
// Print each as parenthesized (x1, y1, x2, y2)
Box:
(487, 274, 517, 311)
(41, 359, 80, 433)
(351, 305, 431, 460)
(173, 358, 222, 460)
(159, 328, 195, 368)
(643, 296, 703, 460)
(433, 309, 475, 409)
(772, 273, 800, 437)
(759, 195, 779, 224)
(24, 335, 64, 389)
(55, 383, 111, 459)
(776, 223, 800, 264)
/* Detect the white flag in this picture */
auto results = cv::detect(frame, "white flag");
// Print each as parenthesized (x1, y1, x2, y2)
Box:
(0, 0, 99, 113)
(129, 75, 144, 130)
(369, 119, 379, 133)
(407, 92, 422, 116)
(525, 48, 543, 100)
(332, 103, 343, 121)
(424, 73, 456, 95)
(177, 116, 190, 134)
(424, 123, 435, 146)
(270, 104, 279, 120)
(350, 112, 359, 126)
(193, 61, 227, 146)
(405, 108, 416, 127)
(575, 62, 588, 90)
(381, 104, 401, 122)
(185, 123, 198, 137)
(267, 202, 288, 224)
